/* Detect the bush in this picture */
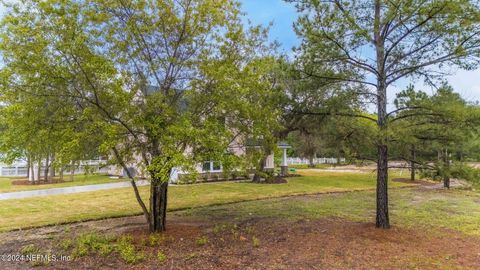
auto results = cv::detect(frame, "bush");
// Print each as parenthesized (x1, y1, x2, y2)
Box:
(252, 236, 260, 248)
(451, 163, 480, 184)
(195, 236, 208, 246)
(116, 236, 144, 264)
(420, 162, 480, 186)
(72, 232, 116, 258)
(157, 251, 167, 263)
(146, 233, 165, 247)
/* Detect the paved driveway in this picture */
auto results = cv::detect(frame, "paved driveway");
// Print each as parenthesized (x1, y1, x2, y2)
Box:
(0, 180, 150, 200)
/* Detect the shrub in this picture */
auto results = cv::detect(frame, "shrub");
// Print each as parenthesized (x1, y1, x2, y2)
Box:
(195, 236, 208, 246)
(245, 225, 255, 235)
(252, 236, 260, 248)
(157, 251, 167, 263)
(116, 236, 144, 264)
(147, 233, 164, 247)
(420, 162, 480, 186)
(71, 232, 116, 258)
(450, 162, 480, 184)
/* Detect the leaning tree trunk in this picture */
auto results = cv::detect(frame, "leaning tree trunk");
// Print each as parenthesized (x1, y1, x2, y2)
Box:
(149, 180, 168, 232)
(443, 148, 450, 189)
(410, 144, 416, 181)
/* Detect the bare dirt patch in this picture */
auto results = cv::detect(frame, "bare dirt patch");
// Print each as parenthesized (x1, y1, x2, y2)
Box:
(1, 208, 479, 269)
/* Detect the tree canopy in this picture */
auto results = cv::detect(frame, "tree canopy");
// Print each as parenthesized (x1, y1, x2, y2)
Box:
(288, 0, 480, 228)
(0, 0, 279, 232)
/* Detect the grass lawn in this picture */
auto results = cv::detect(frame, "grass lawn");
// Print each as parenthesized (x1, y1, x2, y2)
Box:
(184, 187, 480, 236)
(0, 170, 409, 232)
(0, 174, 126, 193)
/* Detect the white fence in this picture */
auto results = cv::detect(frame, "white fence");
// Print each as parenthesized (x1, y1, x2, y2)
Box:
(287, 157, 346, 165)
(0, 160, 109, 177)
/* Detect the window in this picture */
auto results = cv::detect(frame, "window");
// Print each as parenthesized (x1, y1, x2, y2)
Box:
(202, 161, 222, 172)
(202, 162, 211, 172)
(212, 161, 221, 171)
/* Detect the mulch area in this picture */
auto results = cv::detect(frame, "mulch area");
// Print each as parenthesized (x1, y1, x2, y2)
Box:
(1, 212, 479, 269)
(392, 178, 437, 186)
(11, 178, 70, 186)
(263, 176, 288, 184)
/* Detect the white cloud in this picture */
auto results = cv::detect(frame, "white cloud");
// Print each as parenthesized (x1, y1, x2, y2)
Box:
(444, 70, 480, 103)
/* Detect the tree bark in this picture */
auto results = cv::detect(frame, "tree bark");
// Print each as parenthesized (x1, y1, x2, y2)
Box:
(252, 155, 267, 182)
(111, 147, 151, 230)
(44, 154, 50, 181)
(308, 155, 315, 168)
(443, 148, 450, 189)
(374, 0, 390, 229)
(70, 160, 75, 181)
(26, 155, 30, 178)
(376, 144, 390, 228)
(59, 167, 64, 181)
(37, 160, 41, 183)
(149, 180, 168, 232)
(50, 154, 55, 177)
(410, 144, 416, 181)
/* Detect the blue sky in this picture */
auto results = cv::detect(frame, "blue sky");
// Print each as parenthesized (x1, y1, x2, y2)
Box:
(240, 0, 300, 52)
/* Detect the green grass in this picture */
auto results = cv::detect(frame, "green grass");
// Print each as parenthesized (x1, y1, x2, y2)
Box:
(0, 170, 408, 232)
(0, 174, 125, 193)
(183, 188, 480, 236)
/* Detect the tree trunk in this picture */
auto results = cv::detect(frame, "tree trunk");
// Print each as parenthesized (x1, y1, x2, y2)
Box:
(111, 147, 151, 231)
(443, 148, 450, 189)
(26, 155, 30, 178)
(410, 144, 416, 181)
(374, 0, 390, 229)
(252, 155, 267, 182)
(149, 180, 168, 232)
(59, 167, 64, 181)
(37, 160, 41, 183)
(50, 154, 55, 177)
(308, 155, 315, 168)
(374, 73, 389, 229)
(70, 160, 75, 181)
(376, 144, 390, 228)
(44, 154, 50, 181)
